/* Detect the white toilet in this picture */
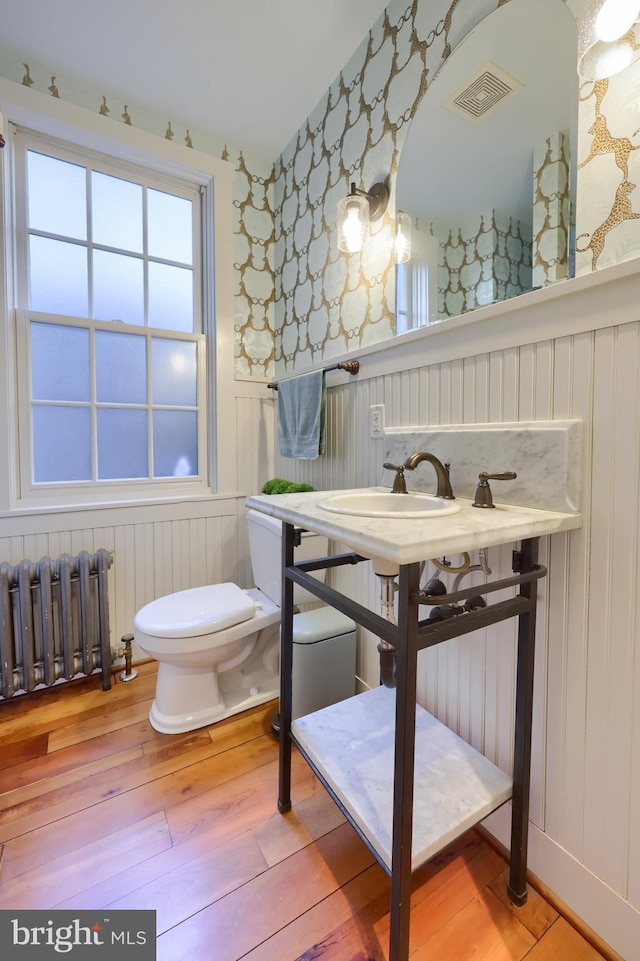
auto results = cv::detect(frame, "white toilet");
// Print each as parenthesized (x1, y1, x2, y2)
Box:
(134, 509, 334, 734)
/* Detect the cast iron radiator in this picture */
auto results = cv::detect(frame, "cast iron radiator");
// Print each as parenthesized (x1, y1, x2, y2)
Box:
(0, 549, 113, 699)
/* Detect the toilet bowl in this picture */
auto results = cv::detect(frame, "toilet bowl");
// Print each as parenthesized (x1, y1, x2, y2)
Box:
(134, 510, 330, 734)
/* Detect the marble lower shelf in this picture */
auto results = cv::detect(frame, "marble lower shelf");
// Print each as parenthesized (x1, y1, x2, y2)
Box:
(291, 685, 512, 873)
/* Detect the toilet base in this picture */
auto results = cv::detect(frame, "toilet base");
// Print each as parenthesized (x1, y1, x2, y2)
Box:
(149, 677, 279, 733)
(148, 633, 280, 734)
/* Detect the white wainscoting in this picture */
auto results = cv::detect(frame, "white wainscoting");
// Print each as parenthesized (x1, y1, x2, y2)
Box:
(0, 497, 243, 662)
(0, 382, 277, 662)
(273, 262, 640, 960)
(1, 262, 637, 954)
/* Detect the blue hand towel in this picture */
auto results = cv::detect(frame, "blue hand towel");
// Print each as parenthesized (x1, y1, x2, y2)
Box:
(277, 369, 326, 459)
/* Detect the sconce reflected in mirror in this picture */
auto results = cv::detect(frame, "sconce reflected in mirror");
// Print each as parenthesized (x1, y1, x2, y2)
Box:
(337, 180, 389, 253)
(394, 210, 412, 264)
(577, 0, 640, 80)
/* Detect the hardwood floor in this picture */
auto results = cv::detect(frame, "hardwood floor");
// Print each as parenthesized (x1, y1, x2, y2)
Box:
(0, 663, 615, 960)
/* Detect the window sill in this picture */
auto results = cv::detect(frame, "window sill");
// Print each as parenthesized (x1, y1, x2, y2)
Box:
(1, 489, 248, 522)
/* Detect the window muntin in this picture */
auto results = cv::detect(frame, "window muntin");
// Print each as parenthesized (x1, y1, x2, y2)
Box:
(14, 129, 206, 496)
(24, 314, 202, 485)
(22, 139, 199, 328)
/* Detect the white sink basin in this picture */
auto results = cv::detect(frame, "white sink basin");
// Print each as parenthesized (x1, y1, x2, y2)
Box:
(318, 491, 461, 518)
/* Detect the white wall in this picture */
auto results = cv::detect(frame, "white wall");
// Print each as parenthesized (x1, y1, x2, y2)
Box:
(274, 260, 640, 961)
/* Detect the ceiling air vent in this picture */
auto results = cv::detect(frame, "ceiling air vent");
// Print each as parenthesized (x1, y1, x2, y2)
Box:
(443, 62, 523, 122)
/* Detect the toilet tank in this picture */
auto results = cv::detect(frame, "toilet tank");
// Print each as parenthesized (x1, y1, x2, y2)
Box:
(247, 509, 328, 606)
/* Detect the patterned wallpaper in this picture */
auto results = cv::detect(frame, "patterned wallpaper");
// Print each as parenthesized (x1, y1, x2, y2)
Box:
(532, 131, 571, 286)
(575, 27, 640, 275)
(436, 210, 532, 317)
(273, 0, 640, 373)
(2, 0, 640, 381)
(0, 50, 278, 380)
(273, 0, 507, 374)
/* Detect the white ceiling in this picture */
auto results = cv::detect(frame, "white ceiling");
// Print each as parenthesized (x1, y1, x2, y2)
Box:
(0, 0, 390, 163)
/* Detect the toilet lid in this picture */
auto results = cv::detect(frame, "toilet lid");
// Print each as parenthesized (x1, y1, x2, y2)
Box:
(134, 583, 258, 638)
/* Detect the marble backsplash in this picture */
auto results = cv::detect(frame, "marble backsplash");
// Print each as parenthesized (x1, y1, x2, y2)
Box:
(382, 421, 582, 514)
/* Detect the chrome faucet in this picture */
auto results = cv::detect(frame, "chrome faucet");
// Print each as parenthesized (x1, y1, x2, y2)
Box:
(403, 451, 455, 499)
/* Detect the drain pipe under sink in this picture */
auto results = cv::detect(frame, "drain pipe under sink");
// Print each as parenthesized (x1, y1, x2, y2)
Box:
(376, 574, 398, 688)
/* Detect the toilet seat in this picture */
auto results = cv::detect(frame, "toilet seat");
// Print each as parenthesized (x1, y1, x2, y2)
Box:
(134, 582, 258, 638)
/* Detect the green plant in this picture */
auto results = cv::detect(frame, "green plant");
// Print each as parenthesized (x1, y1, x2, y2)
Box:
(261, 478, 315, 495)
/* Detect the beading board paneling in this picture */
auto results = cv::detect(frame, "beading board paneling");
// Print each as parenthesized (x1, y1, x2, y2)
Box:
(273, 321, 640, 922)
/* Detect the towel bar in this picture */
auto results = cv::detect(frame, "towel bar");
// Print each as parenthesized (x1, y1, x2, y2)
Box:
(267, 360, 359, 390)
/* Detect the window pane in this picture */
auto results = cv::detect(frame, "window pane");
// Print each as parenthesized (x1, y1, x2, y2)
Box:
(33, 406, 91, 482)
(92, 171, 143, 252)
(148, 189, 192, 263)
(153, 410, 197, 477)
(27, 151, 87, 240)
(20, 136, 204, 497)
(29, 235, 88, 316)
(148, 262, 193, 332)
(152, 339, 197, 406)
(97, 408, 148, 479)
(93, 249, 144, 324)
(31, 322, 90, 402)
(96, 330, 146, 404)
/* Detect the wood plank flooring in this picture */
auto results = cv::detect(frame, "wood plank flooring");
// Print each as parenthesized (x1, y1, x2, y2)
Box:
(0, 663, 616, 960)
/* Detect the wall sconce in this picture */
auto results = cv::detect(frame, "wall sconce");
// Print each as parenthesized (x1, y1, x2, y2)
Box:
(577, 0, 640, 80)
(394, 211, 412, 264)
(337, 181, 389, 253)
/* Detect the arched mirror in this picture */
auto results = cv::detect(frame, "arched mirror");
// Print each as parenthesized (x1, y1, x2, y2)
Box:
(395, 0, 578, 331)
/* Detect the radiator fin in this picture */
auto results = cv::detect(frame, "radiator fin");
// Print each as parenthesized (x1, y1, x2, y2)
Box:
(0, 549, 113, 699)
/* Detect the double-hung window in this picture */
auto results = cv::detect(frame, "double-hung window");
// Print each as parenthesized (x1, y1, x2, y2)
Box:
(12, 127, 207, 501)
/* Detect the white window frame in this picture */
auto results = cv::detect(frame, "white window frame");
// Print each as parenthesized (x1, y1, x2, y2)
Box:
(0, 78, 236, 511)
(15, 310, 208, 498)
(396, 228, 439, 334)
(14, 129, 206, 500)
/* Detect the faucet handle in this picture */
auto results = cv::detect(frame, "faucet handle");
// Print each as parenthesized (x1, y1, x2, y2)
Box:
(472, 470, 517, 509)
(383, 462, 407, 494)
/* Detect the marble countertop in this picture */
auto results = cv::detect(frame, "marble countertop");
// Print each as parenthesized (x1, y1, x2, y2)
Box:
(293, 685, 512, 872)
(245, 487, 582, 566)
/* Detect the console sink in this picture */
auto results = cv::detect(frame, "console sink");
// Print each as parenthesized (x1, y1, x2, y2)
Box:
(246, 488, 582, 569)
(318, 491, 461, 518)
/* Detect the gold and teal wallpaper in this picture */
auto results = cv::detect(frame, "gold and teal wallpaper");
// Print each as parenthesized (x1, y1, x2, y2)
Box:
(2, 0, 640, 382)
(435, 211, 532, 317)
(575, 29, 640, 275)
(0, 49, 277, 380)
(532, 131, 571, 286)
(273, 0, 640, 373)
(272, 0, 509, 374)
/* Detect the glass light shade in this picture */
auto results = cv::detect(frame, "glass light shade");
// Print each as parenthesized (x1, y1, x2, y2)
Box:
(337, 193, 370, 253)
(595, 0, 640, 41)
(395, 211, 412, 264)
(578, 0, 640, 79)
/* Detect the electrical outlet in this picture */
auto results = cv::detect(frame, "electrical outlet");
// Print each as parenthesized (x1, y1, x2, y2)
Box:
(370, 404, 385, 438)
